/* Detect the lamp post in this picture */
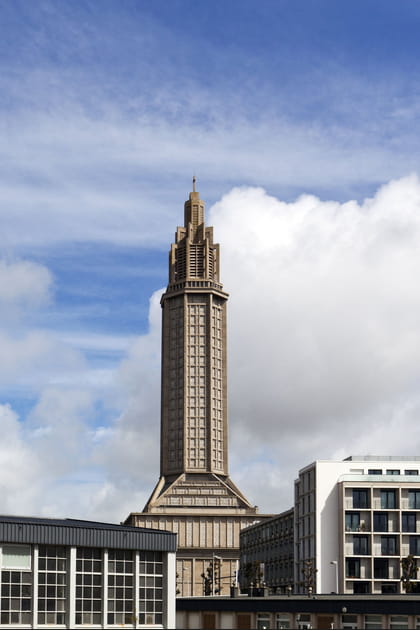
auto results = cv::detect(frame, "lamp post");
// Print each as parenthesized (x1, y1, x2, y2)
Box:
(330, 560, 338, 593)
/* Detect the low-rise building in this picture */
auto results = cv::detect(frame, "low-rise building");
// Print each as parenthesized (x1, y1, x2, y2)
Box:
(0, 515, 176, 628)
(239, 509, 294, 594)
(176, 593, 420, 629)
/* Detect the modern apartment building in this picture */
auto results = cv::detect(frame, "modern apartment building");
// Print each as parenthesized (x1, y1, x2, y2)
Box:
(295, 456, 420, 594)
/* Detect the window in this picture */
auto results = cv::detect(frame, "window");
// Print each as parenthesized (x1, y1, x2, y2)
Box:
(405, 470, 419, 476)
(37, 545, 67, 625)
(75, 548, 102, 625)
(409, 490, 420, 509)
(353, 489, 369, 509)
(402, 512, 416, 532)
(0, 570, 32, 625)
(387, 469, 400, 475)
(409, 537, 420, 556)
(257, 613, 271, 629)
(341, 614, 358, 628)
(345, 512, 360, 532)
(390, 616, 409, 629)
(374, 558, 388, 579)
(275, 614, 291, 629)
(1, 546, 31, 570)
(139, 551, 163, 626)
(365, 615, 384, 629)
(353, 581, 370, 594)
(382, 583, 398, 594)
(381, 536, 397, 555)
(346, 558, 360, 578)
(353, 535, 368, 555)
(107, 550, 133, 626)
(381, 489, 397, 509)
(374, 512, 388, 532)
(368, 469, 382, 475)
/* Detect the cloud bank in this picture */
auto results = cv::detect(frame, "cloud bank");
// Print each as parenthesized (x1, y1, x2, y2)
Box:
(1, 176, 420, 518)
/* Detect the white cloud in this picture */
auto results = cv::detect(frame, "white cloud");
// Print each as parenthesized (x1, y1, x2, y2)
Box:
(1, 105, 419, 251)
(0, 260, 52, 306)
(208, 175, 420, 511)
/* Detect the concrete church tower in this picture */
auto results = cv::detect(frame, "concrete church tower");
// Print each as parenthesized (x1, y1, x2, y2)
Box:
(125, 181, 266, 596)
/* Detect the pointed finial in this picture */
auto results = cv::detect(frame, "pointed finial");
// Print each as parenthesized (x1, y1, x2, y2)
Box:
(192, 175, 196, 192)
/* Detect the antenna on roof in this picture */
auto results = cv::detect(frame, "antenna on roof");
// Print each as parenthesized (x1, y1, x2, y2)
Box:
(192, 175, 196, 192)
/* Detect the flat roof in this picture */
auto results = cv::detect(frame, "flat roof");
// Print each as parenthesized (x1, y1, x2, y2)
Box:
(0, 515, 177, 552)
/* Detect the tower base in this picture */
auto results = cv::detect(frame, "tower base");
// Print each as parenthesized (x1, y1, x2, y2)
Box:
(125, 473, 272, 596)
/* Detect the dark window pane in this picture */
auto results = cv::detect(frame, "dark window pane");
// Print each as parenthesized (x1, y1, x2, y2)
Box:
(374, 512, 388, 532)
(409, 490, 420, 509)
(354, 536, 369, 555)
(381, 536, 397, 555)
(402, 513, 416, 532)
(346, 558, 360, 578)
(381, 490, 396, 509)
(353, 489, 369, 509)
(374, 559, 388, 579)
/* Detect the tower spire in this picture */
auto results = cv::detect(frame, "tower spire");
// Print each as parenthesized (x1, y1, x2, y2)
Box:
(192, 175, 196, 192)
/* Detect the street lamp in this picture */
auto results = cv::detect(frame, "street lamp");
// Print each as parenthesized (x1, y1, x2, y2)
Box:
(330, 560, 338, 593)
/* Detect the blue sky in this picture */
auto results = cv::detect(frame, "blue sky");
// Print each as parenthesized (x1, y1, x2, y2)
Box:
(1, 0, 420, 520)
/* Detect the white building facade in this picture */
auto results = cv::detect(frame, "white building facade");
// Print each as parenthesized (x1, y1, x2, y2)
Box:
(0, 515, 176, 629)
(295, 456, 420, 595)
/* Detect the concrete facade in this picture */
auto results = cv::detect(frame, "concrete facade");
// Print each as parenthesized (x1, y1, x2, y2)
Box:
(126, 181, 266, 596)
(239, 509, 294, 594)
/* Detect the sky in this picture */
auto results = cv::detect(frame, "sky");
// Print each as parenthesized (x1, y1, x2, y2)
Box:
(1, 0, 420, 521)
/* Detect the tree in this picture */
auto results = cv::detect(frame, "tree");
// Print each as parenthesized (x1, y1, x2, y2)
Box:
(401, 555, 418, 592)
(302, 559, 317, 594)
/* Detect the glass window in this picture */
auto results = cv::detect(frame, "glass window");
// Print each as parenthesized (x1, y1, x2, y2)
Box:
(1, 546, 31, 570)
(386, 470, 400, 475)
(0, 569, 32, 625)
(402, 512, 416, 532)
(382, 582, 398, 594)
(275, 614, 290, 629)
(405, 470, 419, 476)
(75, 548, 102, 625)
(381, 536, 397, 555)
(390, 616, 409, 629)
(346, 512, 360, 532)
(368, 469, 382, 475)
(37, 545, 67, 626)
(409, 537, 420, 556)
(353, 489, 369, 509)
(374, 558, 388, 579)
(257, 613, 271, 629)
(353, 581, 370, 593)
(342, 614, 358, 629)
(381, 490, 397, 509)
(139, 551, 163, 626)
(374, 512, 388, 532)
(107, 550, 133, 626)
(353, 535, 368, 555)
(409, 490, 420, 509)
(346, 558, 360, 578)
(365, 615, 384, 629)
